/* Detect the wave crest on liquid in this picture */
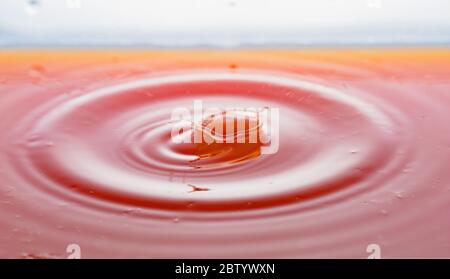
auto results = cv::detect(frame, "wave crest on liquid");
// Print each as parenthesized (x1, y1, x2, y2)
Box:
(10, 71, 405, 214)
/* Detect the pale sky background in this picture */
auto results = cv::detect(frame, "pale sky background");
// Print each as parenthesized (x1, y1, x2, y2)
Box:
(1, 0, 450, 46)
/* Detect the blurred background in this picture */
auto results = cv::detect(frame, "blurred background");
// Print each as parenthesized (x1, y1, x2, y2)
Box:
(1, 0, 450, 47)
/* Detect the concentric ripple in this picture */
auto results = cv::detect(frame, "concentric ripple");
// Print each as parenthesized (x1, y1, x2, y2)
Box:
(11, 72, 402, 212)
(1, 50, 450, 258)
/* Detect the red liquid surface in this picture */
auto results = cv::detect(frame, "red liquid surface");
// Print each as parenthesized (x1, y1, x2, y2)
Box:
(1, 49, 450, 258)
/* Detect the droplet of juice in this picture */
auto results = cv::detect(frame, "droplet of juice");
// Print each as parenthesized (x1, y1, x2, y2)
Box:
(24, 0, 41, 15)
(187, 109, 264, 169)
